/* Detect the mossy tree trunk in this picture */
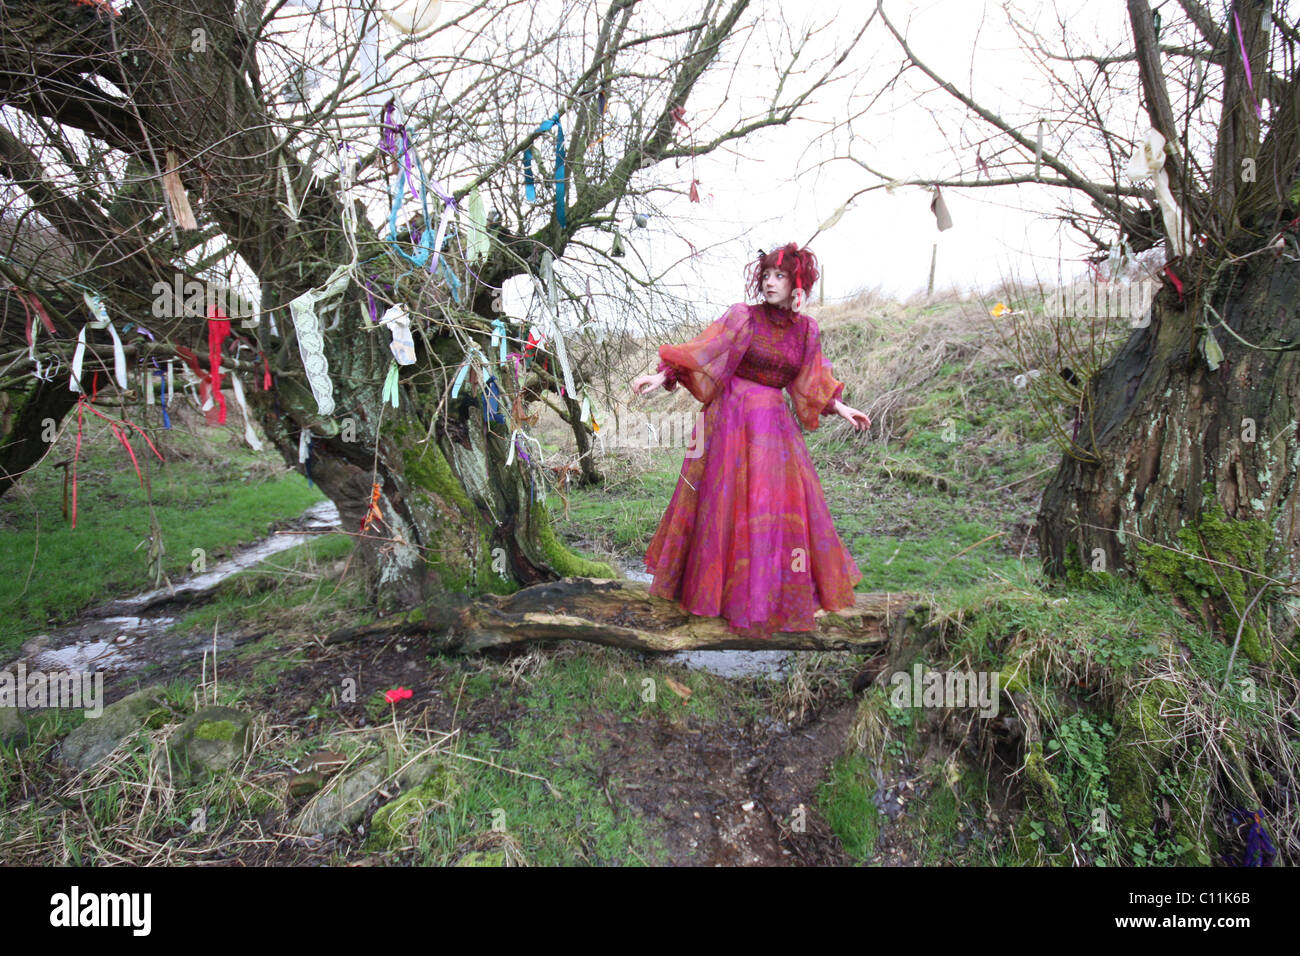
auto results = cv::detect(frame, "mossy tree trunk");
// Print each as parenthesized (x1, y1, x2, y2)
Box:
(240, 273, 616, 614)
(1036, 248, 1300, 662)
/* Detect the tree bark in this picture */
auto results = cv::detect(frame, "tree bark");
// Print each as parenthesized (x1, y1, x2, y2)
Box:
(1037, 248, 1300, 660)
(325, 577, 914, 653)
(0, 374, 81, 498)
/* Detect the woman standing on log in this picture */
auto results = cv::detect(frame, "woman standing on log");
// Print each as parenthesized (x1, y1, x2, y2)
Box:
(630, 242, 871, 639)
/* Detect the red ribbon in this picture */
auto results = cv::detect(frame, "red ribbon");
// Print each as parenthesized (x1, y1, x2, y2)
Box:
(73, 0, 120, 15)
(260, 350, 272, 390)
(207, 305, 231, 424)
(68, 394, 164, 528)
(174, 344, 210, 409)
(15, 290, 57, 347)
(689, 179, 700, 203)
(1163, 264, 1184, 302)
(173, 345, 204, 379)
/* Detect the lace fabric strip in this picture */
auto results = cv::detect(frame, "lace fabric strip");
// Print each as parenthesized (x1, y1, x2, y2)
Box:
(288, 263, 351, 417)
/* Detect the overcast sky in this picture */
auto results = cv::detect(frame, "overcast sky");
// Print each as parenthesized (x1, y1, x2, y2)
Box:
(646, 0, 1142, 312)
(87, 0, 1172, 327)
(263, 0, 1153, 318)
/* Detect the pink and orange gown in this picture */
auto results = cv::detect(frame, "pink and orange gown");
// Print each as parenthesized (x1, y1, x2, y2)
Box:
(643, 301, 863, 638)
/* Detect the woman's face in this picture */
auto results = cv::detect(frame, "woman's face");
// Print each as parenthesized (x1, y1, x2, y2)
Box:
(761, 267, 794, 308)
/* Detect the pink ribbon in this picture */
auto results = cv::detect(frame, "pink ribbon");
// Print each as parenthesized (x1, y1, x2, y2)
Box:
(1233, 10, 1262, 120)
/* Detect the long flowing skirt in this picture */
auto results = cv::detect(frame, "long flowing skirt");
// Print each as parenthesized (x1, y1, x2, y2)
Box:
(644, 374, 862, 638)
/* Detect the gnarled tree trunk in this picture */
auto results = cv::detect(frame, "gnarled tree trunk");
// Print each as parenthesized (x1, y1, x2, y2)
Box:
(1037, 247, 1300, 661)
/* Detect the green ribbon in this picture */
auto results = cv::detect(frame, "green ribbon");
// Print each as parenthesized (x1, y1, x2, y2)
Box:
(382, 360, 401, 408)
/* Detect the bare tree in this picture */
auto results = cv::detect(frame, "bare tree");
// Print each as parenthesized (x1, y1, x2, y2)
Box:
(0, 0, 871, 611)
(848, 0, 1300, 666)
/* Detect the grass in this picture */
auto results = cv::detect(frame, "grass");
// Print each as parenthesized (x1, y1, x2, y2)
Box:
(819, 751, 882, 860)
(168, 531, 362, 637)
(0, 415, 326, 655)
(0, 634, 790, 865)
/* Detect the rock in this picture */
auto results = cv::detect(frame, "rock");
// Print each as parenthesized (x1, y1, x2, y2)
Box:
(0, 707, 28, 748)
(294, 755, 388, 836)
(293, 735, 457, 839)
(166, 705, 253, 779)
(365, 761, 458, 850)
(302, 750, 347, 774)
(58, 686, 169, 772)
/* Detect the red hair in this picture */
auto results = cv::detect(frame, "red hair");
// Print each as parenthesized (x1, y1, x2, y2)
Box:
(745, 242, 819, 303)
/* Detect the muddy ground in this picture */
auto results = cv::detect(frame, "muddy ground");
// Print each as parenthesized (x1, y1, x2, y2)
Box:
(100, 627, 874, 865)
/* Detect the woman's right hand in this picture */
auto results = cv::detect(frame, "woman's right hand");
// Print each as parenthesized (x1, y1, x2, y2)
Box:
(631, 371, 666, 397)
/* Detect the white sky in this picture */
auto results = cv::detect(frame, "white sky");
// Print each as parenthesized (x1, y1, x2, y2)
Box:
(264, 0, 1151, 321)
(652, 0, 1142, 311)
(95, 0, 1245, 330)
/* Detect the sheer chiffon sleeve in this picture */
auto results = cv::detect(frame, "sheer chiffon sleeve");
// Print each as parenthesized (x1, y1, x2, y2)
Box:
(787, 316, 845, 431)
(657, 303, 755, 405)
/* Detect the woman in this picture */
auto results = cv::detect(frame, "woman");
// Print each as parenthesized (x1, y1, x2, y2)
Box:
(630, 242, 871, 639)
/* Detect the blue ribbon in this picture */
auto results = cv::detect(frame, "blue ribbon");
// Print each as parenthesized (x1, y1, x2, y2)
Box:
(154, 368, 171, 430)
(480, 375, 506, 424)
(491, 318, 508, 363)
(438, 255, 462, 303)
(452, 357, 472, 398)
(387, 153, 435, 268)
(523, 113, 566, 228)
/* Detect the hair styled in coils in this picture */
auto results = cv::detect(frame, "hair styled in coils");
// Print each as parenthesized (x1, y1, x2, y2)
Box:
(745, 242, 820, 303)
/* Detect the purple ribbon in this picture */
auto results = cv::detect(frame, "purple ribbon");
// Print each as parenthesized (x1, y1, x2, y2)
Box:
(124, 324, 155, 341)
(363, 275, 381, 324)
(380, 102, 455, 206)
(514, 436, 532, 464)
(381, 103, 420, 204)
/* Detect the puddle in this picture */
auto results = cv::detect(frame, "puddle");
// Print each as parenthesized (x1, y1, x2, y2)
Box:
(619, 563, 791, 680)
(7, 500, 340, 675)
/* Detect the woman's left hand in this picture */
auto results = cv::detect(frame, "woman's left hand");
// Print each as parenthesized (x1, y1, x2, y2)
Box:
(835, 402, 871, 432)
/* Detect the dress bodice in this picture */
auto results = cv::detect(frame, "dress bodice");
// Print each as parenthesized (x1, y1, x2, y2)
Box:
(732, 304, 806, 388)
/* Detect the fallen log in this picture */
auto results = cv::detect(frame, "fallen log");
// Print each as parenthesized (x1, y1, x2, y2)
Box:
(326, 577, 920, 653)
